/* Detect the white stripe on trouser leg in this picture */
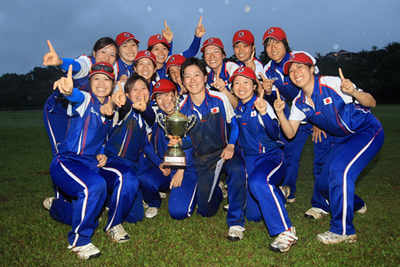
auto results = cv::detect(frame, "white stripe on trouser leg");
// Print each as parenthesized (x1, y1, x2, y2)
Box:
(102, 167, 123, 231)
(266, 161, 288, 230)
(341, 134, 377, 235)
(59, 162, 88, 247)
(187, 184, 198, 217)
(46, 117, 59, 154)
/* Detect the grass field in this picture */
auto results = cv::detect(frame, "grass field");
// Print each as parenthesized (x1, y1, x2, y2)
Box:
(0, 106, 399, 266)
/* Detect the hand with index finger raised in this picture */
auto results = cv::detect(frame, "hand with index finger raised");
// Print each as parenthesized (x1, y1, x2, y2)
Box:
(162, 20, 173, 43)
(195, 16, 206, 38)
(43, 40, 62, 66)
(254, 88, 267, 115)
(273, 87, 285, 115)
(338, 67, 356, 96)
(258, 72, 275, 95)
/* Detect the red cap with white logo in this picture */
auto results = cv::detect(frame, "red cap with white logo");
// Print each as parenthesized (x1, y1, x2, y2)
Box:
(115, 32, 140, 47)
(233, 30, 254, 46)
(147, 34, 171, 49)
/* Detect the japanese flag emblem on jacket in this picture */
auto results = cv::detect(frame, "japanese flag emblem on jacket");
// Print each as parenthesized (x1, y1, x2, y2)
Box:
(323, 97, 333, 105)
(210, 107, 220, 114)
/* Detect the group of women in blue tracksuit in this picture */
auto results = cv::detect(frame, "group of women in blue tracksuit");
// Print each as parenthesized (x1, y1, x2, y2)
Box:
(41, 20, 384, 259)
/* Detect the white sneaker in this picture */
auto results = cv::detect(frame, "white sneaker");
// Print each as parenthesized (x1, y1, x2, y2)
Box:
(304, 207, 329, 220)
(145, 207, 158, 218)
(70, 243, 101, 260)
(159, 192, 167, 199)
(279, 186, 291, 200)
(356, 203, 367, 214)
(270, 227, 298, 253)
(107, 224, 130, 243)
(42, 197, 55, 211)
(227, 225, 245, 241)
(317, 231, 357, 244)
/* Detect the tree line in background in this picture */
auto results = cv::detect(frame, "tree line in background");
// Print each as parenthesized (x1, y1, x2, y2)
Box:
(1, 42, 399, 110)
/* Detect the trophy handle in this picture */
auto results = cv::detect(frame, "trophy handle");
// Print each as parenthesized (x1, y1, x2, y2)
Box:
(184, 115, 197, 136)
(156, 113, 168, 135)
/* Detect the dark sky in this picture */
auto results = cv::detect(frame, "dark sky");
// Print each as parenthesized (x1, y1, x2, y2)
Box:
(1, 0, 399, 75)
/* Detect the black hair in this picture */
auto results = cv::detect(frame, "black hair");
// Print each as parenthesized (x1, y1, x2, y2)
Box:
(92, 37, 118, 52)
(148, 42, 171, 52)
(180, 57, 208, 79)
(124, 74, 150, 94)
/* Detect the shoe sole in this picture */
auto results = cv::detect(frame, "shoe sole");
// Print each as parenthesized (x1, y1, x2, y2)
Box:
(304, 213, 324, 220)
(317, 235, 357, 245)
(76, 251, 101, 260)
(269, 242, 296, 253)
(227, 236, 242, 242)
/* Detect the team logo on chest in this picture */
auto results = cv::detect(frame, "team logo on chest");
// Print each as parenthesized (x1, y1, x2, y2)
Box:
(210, 106, 220, 114)
(323, 97, 333, 105)
(250, 110, 257, 117)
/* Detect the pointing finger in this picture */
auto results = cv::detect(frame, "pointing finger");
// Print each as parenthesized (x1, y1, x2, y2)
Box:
(164, 20, 169, 29)
(47, 40, 55, 53)
(275, 87, 281, 101)
(197, 16, 203, 26)
(67, 64, 73, 79)
(338, 68, 345, 80)
(258, 85, 265, 99)
(258, 72, 267, 81)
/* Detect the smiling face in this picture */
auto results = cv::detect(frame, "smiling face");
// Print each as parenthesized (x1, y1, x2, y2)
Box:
(134, 58, 156, 81)
(288, 63, 315, 91)
(168, 65, 181, 85)
(233, 41, 253, 63)
(265, 38, 286, 63)
(155, 91, 176, 115)
(119, 39, 138, 65)
(126, 79, 149, 105)
(204, 45, 225, 71)
(151, 43, 169, 67)
(90, 74, 113, 103)
(182, 64, 207, 96)
(93, 44, 117, 65)
(232, 75, 256, 103)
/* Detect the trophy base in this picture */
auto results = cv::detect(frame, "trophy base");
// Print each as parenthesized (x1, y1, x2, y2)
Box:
(163, 156, 186, 169)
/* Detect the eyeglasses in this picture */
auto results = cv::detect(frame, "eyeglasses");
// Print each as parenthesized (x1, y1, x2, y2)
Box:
(91, 64, 114, 74)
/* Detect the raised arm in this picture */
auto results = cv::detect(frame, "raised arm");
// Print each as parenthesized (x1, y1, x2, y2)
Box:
(339, 68, 376, 108)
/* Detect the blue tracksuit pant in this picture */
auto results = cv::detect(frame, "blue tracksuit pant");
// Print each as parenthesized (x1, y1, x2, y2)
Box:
(244, 151, 291, 236)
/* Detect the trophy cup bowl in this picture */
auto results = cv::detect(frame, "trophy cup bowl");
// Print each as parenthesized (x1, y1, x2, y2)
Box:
(157, 110, 196, 168)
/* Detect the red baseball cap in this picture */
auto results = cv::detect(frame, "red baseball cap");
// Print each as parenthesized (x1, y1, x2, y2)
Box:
(147, 34, 171, 49)
(232, 30, 254, 46)
(229, 66, 257, 83)
(134, 50, 157, 66)
(262, 27, 287, 43)
(166, 54, 186, 72)
(201, 37, 225, 54)
(89, 62, 115, 80)
(115, 32, 140, 47)
(283, 52, 314, 75)
(151, 79, 177, 100)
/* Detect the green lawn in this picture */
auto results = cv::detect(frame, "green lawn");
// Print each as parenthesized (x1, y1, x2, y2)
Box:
(0, 106, 399, 266)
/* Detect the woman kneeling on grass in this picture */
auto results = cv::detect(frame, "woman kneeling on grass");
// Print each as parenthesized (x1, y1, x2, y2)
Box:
(274, 52, 384, 244)
(43, 63, 139, 260)
(230, 66, 297, 253)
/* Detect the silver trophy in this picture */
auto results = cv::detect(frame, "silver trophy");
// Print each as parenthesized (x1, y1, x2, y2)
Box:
(156, 97, 196, 168)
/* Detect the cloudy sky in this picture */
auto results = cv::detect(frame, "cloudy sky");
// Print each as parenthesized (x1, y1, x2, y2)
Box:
(1, 0, 399, 75)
